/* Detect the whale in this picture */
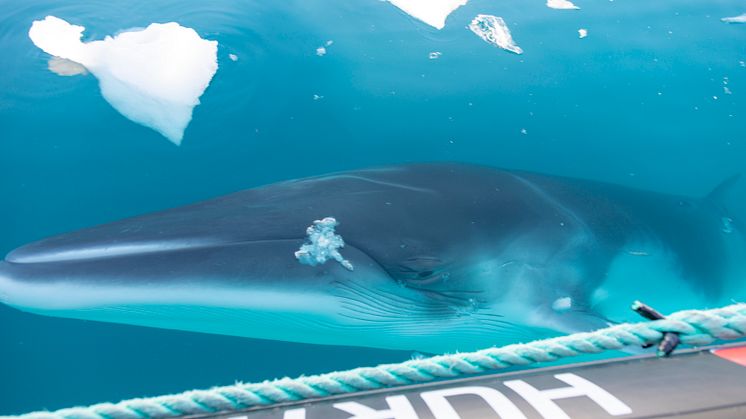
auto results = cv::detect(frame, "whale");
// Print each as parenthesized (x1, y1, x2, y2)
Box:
(0, 163, 743, 353)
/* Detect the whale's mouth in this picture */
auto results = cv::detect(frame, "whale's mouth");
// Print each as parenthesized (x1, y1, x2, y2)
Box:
(5, 239, 228, 264)
(0, 225, 392, 311)
(0, 231, 417, 349)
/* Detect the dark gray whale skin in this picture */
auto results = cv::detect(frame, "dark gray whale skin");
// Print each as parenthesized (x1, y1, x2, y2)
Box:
(0, 163, 742, 352)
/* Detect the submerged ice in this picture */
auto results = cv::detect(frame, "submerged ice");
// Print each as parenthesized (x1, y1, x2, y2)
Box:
(721, 13, 746, 23)
(47, 56, 87, 76)
(387, 0, 468, 29)
(28, 16, 218, 145)
(468, 15, 523, 55)
(295, 217, 354, 271)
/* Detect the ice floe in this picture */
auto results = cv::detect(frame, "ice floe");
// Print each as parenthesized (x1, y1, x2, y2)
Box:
(547, 0, 580, 10)
(228, 53, 238, 62)
(28, 16, 218, 145)
(387, 0, 468, 29)
(722, 13, 746, 23)
(468, 14, 523, 55)
(578, 28, 588, 38)
(428, 51, 442, 59)
(295, 217, 354, 271)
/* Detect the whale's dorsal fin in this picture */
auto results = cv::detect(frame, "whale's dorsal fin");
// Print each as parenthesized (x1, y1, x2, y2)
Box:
(706, 174, 741, 204)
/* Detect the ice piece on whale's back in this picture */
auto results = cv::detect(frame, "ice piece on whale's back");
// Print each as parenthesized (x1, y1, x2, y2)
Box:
(468, 14, 523, 55)
(28, 16, 218, 145)
(387, 0, 468, 29)
(295, 217, 354, 271)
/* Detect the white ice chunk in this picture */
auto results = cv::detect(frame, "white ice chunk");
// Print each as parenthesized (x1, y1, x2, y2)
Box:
(468, 14, 523, 55)
(428, 51, 442, 59)
(387, 0, 468, 29)
(228, 53, 238, 62)
(722, 13, 746, 23)
(29, 16, 218, 145)
(295, 217, 354, 271)
(578, 28, 588, 38)
(547, 0, 580, 10)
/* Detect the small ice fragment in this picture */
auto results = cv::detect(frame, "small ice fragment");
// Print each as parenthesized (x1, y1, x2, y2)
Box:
(721, 13, 746, 23)
(28, 16, 218, 145)
(578, 28, 588, 38)
(295, 217, 354, 271)
(313, 94, 324, 100)
(627, 250, 650, 256)
(722, 217, 734, 233)
(552, 297, 572, 312)
(228, 53, 238, 61)
(520, 128, 527, 135)
(468, 14, 523, 55)
(429, 51, 442, 59)
(387, 0, 469, 30)
(316, 40, 333, 56)
(724, 86, 732, 95)
(740, 60, 745, 67)
(547, 0, 580, 10)
(47, 56, 87, 76)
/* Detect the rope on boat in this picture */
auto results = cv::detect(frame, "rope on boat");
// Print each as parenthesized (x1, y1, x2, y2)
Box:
(8, 302, 746, 419)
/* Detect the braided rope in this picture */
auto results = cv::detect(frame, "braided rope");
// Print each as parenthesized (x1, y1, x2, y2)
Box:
(8, 303, 746, 419)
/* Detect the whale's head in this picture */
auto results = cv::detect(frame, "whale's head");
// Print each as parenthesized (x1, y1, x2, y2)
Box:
(0, 192, 538, 353)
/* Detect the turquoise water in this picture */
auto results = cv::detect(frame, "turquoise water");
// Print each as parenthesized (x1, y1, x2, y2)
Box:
(1, 0, 745, 414)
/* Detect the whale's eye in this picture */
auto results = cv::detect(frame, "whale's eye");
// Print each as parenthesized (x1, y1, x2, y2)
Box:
(394, 256, 447, 285)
